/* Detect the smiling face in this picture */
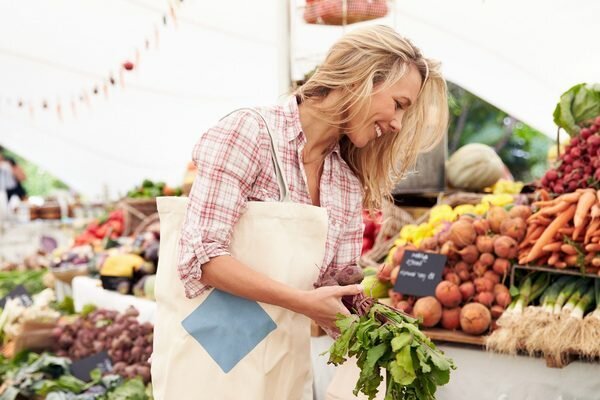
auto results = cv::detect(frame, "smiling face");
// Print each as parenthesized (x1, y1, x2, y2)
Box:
(344, 63, 423, 148)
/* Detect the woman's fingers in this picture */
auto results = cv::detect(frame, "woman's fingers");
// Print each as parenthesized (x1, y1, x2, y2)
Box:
(335, 284, 364, 297)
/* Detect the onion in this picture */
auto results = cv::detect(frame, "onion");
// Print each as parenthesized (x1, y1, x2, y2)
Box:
(460, 303, 492, 335)
(459, 281, 475, 302)
(413, 296, 443, 328)
(493, 236, 518, 259)
(486, 206, 508, 234)
(448, 220, 477, 248)
(435, 281, 462, 308)
(500, 217, 527, 243)
(441, 307, 461, 330)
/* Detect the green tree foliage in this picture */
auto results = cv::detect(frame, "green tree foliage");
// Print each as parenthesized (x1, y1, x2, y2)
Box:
(447, 82, 552, 182)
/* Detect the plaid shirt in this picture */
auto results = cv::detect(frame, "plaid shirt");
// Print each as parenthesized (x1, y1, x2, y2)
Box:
(178, 96, 364, 298)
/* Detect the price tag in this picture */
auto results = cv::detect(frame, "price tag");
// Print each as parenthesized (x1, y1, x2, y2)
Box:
(0, 285, 33, 308)
(393, 250, 446, 297)
(70, 351, 113, 382)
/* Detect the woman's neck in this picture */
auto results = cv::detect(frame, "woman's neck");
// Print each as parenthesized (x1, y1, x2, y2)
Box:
(297, 96, 341, 163)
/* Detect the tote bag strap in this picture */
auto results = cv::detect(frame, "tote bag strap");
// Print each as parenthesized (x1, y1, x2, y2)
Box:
(220, 108, 290, 202)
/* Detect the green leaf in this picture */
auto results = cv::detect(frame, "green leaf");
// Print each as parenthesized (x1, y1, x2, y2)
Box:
(89, 368, 102, 384)
(365, 343, 389, 371)
(107, 378, 148, 400)
(389, 346, 416, 386)
(553, 83, 600, 136)
(390, 332, 412, 353)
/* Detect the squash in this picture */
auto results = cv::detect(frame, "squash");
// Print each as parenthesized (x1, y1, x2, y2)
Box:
(446, 143, 505, 191)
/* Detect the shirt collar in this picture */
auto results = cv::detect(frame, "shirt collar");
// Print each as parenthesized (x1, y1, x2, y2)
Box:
(283, 95, 340, 156)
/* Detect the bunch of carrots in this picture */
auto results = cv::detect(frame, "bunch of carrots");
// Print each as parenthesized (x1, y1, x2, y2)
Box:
(518, 189, 600, 270)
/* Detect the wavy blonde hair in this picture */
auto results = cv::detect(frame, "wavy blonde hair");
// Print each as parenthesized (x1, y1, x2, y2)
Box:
(295, 25, 448, 209)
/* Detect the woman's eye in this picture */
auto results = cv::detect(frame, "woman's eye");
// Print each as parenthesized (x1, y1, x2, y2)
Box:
(395, 100, 404, 110)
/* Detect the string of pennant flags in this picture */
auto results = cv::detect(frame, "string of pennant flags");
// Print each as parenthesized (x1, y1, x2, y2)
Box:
(0, 0, 185, 122)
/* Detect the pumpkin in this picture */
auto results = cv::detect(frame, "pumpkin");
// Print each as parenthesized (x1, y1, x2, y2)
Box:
(446, 143, 505, 191)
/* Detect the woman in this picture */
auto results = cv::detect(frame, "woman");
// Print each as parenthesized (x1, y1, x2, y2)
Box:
(152, 25, 448, 400)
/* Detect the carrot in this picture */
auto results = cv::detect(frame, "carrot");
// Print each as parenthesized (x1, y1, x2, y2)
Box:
(559, 191, 582, 203)
(555, 261, 567, 269)
(538, 189, 551, 201)
(542, 242, 562, 253)
(591, 204, 600, 219)
(573, 218, 589, 241)
(560, 244, 578, 255)
(574, 191, 596, 228)
(519, 226, 545, 249)
(558, 226, 574, 235)
(528, 215, 552, 226)
(584, 252, 595, 264)
(565, 254, 579, 266)
(548, 252, 560, 265)
(524, 223, 538, 239)
(524, 204, 576, 263)
(585, 243, 600, 252)
(541, 201, 570, 217)
(533, 200, 558, 208)
(585, 219, 600, 244)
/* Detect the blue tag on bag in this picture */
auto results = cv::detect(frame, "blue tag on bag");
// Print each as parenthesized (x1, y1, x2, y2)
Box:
(181, 289, 277, 373)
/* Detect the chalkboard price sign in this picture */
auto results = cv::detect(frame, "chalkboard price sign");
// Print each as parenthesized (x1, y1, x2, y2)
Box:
(393, 250, 447, 297)
(0, 285, 33, 309)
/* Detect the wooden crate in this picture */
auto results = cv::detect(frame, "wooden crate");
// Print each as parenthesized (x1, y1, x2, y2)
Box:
(119, 198, 158, 236)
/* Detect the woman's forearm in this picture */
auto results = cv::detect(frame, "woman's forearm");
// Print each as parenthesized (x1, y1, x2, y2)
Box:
(199, 255, 363, 330)
(200, 255, 306, 313)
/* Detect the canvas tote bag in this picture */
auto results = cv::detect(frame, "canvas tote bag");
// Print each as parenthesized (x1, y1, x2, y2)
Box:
(152, 109, 329, 400)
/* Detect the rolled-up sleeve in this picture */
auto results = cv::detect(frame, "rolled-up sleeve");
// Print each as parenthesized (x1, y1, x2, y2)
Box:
(178, 111, 266, 298)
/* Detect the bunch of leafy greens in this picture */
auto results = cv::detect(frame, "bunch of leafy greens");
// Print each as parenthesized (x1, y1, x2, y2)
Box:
(553, 83, 600, 136)
(327, 301, 455, 400)
(0, 352, 150, 400)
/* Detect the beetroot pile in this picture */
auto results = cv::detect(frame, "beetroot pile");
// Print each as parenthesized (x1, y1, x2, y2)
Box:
(385, 205, 531, 335)
(540, 116, 600, 194)
(53, 306, 152, 383)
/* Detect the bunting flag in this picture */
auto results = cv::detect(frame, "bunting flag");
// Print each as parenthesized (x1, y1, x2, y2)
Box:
(0, 0, 185, 121)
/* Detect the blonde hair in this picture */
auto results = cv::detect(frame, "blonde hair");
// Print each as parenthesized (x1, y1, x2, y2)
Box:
(295, 25, 448, 209)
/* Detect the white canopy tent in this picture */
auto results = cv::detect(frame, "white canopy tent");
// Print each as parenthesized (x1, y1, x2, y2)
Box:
(0, 0, 598, 198)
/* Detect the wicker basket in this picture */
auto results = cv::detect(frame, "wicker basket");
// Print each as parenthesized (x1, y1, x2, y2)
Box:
(303, 0, 388, 26)
(119, 198, 158, 236)
(358, 192, 487, 269)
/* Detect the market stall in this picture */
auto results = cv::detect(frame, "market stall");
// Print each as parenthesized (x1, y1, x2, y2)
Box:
(1, 0, 599, 396)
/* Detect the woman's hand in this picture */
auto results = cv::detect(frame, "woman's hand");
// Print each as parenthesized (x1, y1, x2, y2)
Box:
(293, 284, 363, 332)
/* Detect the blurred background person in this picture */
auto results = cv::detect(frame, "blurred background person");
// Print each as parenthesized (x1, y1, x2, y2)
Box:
(0, 146, 27, 201)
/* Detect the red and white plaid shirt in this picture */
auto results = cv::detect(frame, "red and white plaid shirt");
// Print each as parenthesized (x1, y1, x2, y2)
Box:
(178, 96, 364, 298)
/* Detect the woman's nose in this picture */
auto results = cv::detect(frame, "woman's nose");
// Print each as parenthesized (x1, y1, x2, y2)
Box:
(390, 118, 401, 133)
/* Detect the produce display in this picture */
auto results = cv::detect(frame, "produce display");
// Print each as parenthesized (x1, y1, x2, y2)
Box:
(487, 273, 600, 364)
(0, 352, 151, 399)
(53, 306, 153, 383)
(0, 269, 47, 300)
(517, 189, 600, 271)
(74, 210, 125, 246)
(126, 179, 182, 198)
(361, 210, 382, 254)
(0, 289, 60, 344)
(373, 203, 530, 336)
(540, 84, 600, 193)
